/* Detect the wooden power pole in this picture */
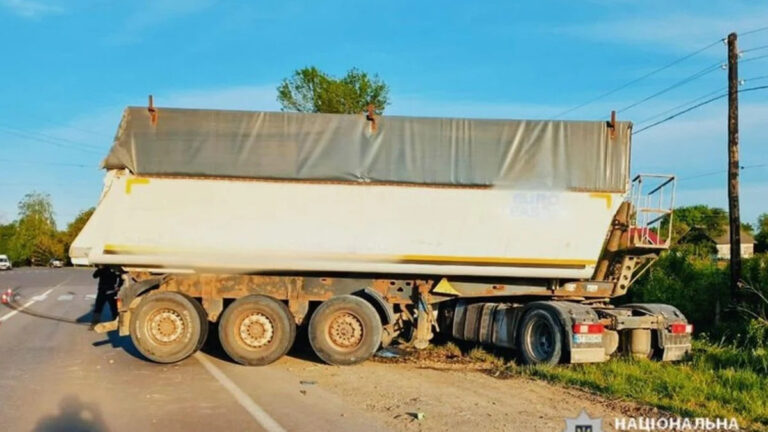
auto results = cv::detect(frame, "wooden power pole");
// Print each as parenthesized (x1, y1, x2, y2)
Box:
(727, 32, 742, 299)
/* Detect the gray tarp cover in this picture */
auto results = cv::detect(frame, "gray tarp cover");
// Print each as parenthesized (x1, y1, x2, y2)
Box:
(103, 107, 632, 192)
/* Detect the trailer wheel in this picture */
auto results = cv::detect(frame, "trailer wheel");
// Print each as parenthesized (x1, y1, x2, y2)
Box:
(218, 295, 296, 366)
(518, 308, 564, 365)
(130, 291, 207, 364)
(309, 295, 382, 366)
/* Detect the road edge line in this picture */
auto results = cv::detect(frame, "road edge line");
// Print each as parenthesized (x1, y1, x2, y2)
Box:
(0, 274, 72, 322)
(194, 352, 287, 432)
(1, 287, 55, 322)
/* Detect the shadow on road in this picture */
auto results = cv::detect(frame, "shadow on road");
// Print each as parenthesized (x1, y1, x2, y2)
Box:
(33, 395, 109, 432)
(92, 330, 144, 361)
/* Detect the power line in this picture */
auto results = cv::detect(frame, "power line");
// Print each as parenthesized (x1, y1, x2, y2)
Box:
(0, 123, 102, 151)
(0, 126, 101, 154)
(743, 74, 768, 83)
(633, 85, 768, 135)
(0, 158, 96, 168)
(679, 164, 768, 182)
(9, 113, 114, 140)
(637, 74, 768, 126)
(741, 52, 768, 64)
(734, 84, 768, 95)
(742, 26, 768, 37)
(618, 61, 724, 113)
(551, 38, 724, 119)
(635, 87, 724, 126)
(741, 44, 768, 54)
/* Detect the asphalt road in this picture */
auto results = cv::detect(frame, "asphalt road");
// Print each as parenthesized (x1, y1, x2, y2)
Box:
(0, 268, 390, 432)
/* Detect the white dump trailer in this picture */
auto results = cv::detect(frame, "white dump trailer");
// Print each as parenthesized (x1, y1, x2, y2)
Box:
(72, 107, 692, 366)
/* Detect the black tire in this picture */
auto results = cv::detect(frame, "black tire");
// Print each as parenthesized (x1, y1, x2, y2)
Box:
(218, 295, 296, 366)
(130, 291, 208, 364)
(517, 308, 564, 365)
(308, 295, 382, 366)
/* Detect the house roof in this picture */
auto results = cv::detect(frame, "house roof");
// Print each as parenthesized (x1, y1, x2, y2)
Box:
(629, 227, 661, 244)
(712, 227, 755, 245)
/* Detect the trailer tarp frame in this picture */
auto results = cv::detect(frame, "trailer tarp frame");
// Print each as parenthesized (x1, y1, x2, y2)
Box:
(103, 107, 632, 192)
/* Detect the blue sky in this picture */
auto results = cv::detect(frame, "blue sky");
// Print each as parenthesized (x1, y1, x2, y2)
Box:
(0, 0, 766, 228)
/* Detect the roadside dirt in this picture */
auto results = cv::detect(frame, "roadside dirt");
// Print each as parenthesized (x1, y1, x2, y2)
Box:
(274, 349, 664, 432)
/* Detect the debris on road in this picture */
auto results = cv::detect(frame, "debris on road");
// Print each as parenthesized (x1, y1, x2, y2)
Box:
(375, 348, 402, 359)
(408, 412, 425, 421)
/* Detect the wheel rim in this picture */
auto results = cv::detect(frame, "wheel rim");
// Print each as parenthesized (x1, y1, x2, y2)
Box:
(526, 319, 555, 361)
(237, 312, 274, 349)
(327, 312, 364, 351)
(148, 308, 185, 344)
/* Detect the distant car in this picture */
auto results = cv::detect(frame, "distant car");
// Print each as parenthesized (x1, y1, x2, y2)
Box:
(49, 259, 63, 268)
(0, 255, 11, 271)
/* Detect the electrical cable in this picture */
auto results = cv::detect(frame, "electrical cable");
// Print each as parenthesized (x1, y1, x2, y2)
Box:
(551, 38, 724, 119)
(618, 61, 724, 113)
(0, 127, 101, 154)
(633, 85, 768, 135)
(679, 164, 768, 182)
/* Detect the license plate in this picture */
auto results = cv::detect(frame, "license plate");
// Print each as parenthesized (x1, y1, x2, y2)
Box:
(573, 334, 602, 344)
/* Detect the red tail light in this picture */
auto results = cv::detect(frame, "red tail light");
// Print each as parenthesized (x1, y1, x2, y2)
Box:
(669, 323, 693, 334)
(573, 323, 604, 334)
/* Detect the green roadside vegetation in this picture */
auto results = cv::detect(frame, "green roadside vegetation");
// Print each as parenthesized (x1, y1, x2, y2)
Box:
(0, 192, 93, 266)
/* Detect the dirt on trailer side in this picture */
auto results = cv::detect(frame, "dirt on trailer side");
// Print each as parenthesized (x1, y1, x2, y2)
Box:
(273, 352, 663, 432)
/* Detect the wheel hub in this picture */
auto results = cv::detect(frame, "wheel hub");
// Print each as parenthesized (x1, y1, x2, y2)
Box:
(149, 309, 184, 343)
(328, 313, 363, 349)
(531, 321, 554, 359)
(239, 313, 274, 348)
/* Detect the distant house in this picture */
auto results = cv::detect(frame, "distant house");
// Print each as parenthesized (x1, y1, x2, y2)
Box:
(713, 227, 754, 259)
(628, 227, 661, 245)
(678, 226, 755, 259)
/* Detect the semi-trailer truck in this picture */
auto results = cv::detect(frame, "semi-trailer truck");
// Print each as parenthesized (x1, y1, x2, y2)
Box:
(70, 106, 692, 366)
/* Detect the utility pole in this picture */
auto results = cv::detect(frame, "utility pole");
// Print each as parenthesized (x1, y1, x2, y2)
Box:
(727, 32, 741, 300)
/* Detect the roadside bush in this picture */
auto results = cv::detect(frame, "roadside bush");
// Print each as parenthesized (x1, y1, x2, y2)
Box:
(623, 252, 729, 333)
(625, 252, 768, 346)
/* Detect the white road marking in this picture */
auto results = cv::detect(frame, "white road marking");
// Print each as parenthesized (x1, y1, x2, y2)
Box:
(1, 288, 54, 322)
(85, 294, 97, 300)
(0, 275, 71, 322)
(57, 294, 74, 301)
(194, 353, 286, 432)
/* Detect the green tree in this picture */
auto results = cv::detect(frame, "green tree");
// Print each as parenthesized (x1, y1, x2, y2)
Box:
(669, 205, 728, 243)
(8, 192, 58, 265)
(277, 66, 390, 114)
(742, 222, 755, 235)
(0, 223, 17, 258)
(61, 207, 94, 263)
(756, 213, 768, 253)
